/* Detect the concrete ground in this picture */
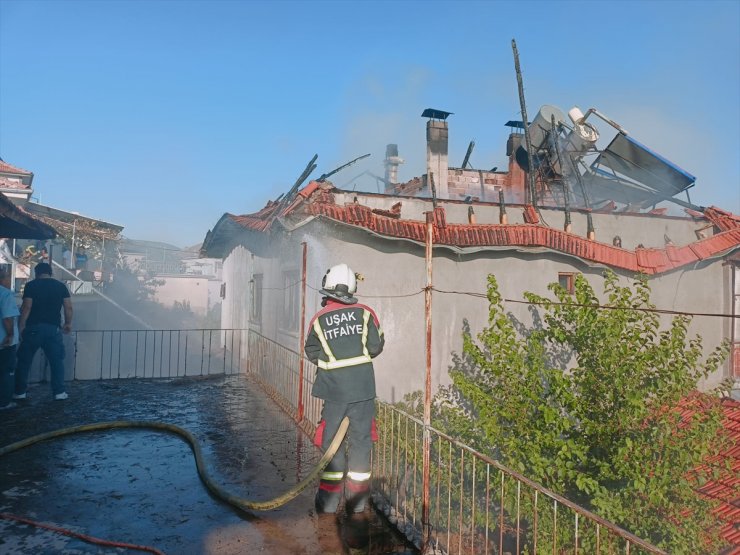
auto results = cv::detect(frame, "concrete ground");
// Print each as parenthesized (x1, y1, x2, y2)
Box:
(0, 374, 416, 555)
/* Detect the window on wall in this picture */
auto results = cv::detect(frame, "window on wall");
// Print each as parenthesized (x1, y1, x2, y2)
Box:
(281, 270, 300, 332)
(250, 274, 263, 323)
(558, 272, 576, 294)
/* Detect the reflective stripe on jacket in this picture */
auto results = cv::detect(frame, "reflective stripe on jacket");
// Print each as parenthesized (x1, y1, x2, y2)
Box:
(305, 299, 384, 402)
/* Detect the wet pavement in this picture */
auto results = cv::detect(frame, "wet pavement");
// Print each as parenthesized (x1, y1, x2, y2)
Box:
(0, 374, 417, 554)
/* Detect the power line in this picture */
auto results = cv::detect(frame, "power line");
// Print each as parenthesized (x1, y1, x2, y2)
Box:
(250, 278, 739, 319)
(431, 287, 740, 320)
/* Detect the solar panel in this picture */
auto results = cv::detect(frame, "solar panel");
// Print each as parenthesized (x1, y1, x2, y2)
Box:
(584, 133, 696, 206)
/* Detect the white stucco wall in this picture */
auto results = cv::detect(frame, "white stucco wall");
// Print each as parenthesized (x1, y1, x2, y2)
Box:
(153, 275, 218, 317)
(218, 206, 735, 404)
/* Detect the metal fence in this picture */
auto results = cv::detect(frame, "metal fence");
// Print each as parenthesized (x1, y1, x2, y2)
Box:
(246, 330, 323, 435)
(29, 328, 664, 554)
(244, 331, 664, 555)
(27, 329, 248, 383)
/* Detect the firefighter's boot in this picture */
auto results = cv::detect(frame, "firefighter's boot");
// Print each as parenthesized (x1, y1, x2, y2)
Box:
(345, 473, 371, 513)
(315, 477, 343, 514)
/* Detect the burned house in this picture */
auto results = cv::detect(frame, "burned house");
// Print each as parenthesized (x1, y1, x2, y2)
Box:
(202, 106, 740, 402)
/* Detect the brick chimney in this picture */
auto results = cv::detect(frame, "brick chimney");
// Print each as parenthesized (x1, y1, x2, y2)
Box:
(423, 109, 451, 200)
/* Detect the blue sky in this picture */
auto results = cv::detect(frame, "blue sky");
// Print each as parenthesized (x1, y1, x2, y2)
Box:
(1, 0, 738, 247)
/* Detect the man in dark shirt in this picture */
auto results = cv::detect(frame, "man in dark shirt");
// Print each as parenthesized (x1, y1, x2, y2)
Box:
(14, 263, 73, 401)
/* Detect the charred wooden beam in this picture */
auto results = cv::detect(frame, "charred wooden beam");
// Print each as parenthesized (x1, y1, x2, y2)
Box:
(317, 153, 371, 182)
(461, 140, 475, 169)
(511, 39, 537, 208)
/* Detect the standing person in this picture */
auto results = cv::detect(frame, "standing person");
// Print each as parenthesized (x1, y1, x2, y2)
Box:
(75, 247, 88, 271)
(62, 246, 73, 270)
(0, 269, 20, 410)
(304, 263, 384, 514)
(13, 262, 73, 401)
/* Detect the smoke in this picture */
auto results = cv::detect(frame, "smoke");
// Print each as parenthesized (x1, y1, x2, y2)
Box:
(329, 66, 516, 193)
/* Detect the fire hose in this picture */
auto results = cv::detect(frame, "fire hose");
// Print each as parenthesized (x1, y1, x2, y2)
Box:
(1, 416, 349, 510)
(0, 417, 350, 551)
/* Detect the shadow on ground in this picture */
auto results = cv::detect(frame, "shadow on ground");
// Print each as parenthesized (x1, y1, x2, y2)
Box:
(0, 374, 417, 555)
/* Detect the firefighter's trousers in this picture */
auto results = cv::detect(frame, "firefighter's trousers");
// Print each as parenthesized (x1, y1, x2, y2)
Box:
(315, 398, 375, 514)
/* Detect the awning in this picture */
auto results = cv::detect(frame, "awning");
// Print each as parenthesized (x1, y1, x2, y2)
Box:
(0, 193, 57, 240)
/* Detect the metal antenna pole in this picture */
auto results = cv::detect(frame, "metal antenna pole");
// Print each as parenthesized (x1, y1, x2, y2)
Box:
(551, 115, 571, 230)
(512, 39, 537, 208)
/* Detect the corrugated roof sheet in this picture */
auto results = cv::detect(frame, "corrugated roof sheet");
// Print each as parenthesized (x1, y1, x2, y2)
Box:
(0, 192, 56, 239)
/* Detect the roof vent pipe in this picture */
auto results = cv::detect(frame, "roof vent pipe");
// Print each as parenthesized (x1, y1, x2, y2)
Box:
(498, 188, 508, 224)
(587, 212, 595, 240)
(384, 144, 404, 193)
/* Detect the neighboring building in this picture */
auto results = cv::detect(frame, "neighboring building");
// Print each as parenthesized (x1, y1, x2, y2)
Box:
(120, 239, 223, 322)
(0, 159, 34, 202)
(0, 192, 56, 242)
(1, 157, 124, 286)
(149, 273, 221, 319)
(120, 239, 185, 275)
(19, 202, 124, 277)
(203, 106, 740, 404)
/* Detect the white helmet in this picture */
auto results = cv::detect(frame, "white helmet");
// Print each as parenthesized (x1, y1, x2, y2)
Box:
(321, 263, 357, 304)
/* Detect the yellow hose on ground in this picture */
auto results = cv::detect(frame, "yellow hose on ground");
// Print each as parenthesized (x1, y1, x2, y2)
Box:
(0, 416, 349, 512)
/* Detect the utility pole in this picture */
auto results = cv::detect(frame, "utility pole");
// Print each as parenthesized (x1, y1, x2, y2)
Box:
(422, 210, 434, 551)
(297, 242, 308, 422)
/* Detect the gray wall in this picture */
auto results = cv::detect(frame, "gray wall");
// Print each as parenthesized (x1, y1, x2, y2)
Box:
(219, 210, 734, 404)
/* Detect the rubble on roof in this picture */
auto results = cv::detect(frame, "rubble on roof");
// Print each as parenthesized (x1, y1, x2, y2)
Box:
(203, 179, 740, 277)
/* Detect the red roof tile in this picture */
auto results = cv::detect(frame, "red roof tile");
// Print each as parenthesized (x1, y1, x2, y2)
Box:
(0, 160, 32, 175)
(680, 396, 740, 552)
(227, 183, 740, 276)
(705, 207, 740, 232)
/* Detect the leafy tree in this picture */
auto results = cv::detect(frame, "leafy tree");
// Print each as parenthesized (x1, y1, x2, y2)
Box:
(436, 270, 730, 554)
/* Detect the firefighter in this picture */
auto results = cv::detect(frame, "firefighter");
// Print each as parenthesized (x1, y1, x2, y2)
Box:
(305, 263, 384, 514)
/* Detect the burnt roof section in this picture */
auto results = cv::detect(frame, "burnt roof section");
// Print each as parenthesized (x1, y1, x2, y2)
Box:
(202, 182, 740, 275)
(421, 108, 453, 120)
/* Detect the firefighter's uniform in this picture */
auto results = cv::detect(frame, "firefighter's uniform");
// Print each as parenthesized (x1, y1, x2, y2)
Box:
(305, 296, 384, 514)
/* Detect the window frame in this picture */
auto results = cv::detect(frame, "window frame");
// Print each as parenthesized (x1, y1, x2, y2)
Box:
(558, 272, 576, 295)
(250, 273, 263, 324)
(280, 269, 301, 332)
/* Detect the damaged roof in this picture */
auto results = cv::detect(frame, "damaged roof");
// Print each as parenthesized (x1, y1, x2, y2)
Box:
(202, 181, 740, 275)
